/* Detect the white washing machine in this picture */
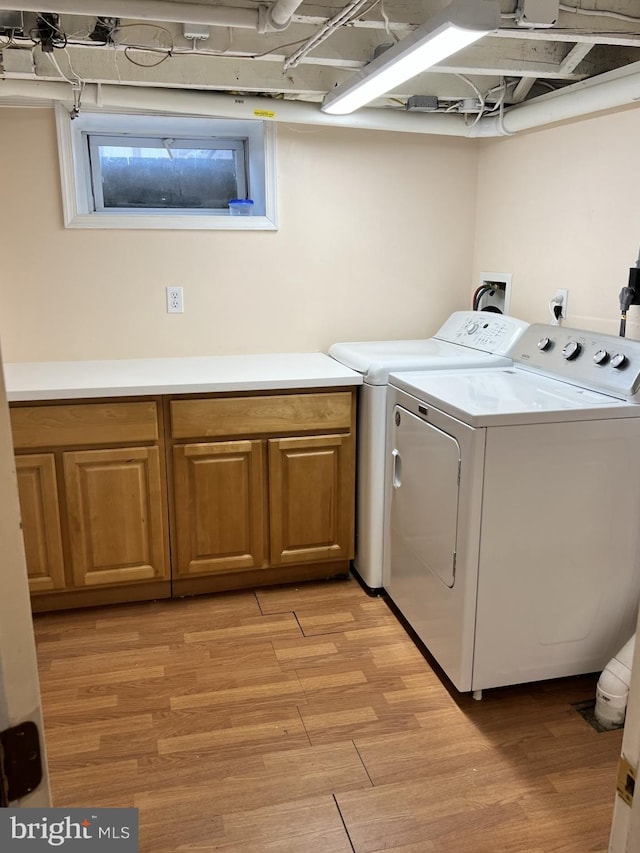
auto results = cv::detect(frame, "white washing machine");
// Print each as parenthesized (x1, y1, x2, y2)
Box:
(328, 311, 528, 592)
(386, 323, 640, 696)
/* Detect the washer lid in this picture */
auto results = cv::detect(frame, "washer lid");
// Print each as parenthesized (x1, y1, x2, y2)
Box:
(328, 340, 511, 385)
(389, 367, 636, 427)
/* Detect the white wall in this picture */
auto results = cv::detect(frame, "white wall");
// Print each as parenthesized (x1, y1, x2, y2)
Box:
(0, 108, 479, 362)
(473, 106, 640, 338)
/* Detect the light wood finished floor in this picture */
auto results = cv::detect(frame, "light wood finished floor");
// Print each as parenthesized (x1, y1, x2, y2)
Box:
(33, 577, 622, 852)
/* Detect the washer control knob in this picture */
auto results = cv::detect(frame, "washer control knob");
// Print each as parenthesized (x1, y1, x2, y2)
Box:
(562, 341, 582, 361)
(611, 353, 628, 369)
(467, 321, 479, 334)
(593, 349, 610, 365)
(537, 337, 552, 351)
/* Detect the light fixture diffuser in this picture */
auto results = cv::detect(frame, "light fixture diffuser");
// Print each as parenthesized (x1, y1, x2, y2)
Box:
(321, 0, 501, 115)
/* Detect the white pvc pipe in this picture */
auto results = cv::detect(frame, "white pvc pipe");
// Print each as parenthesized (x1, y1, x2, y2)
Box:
(0, 0, 260, 30)
(595, 634, 636, 730)
(0, 79, 471, 136)
(269, 0, 306, 29)
(3, 58, 640, 140)
(472, 59, 640, 137)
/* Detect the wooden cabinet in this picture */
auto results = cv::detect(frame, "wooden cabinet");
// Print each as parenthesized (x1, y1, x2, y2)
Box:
(15, 453, 65, 593)
(63, 446, 167, 588)
(169, 390, 356, 595)
(10, 386, 356, 608)
(269, 434, 353, 566)
(10, 400, 171, 611)
(172, 439, 266, 577)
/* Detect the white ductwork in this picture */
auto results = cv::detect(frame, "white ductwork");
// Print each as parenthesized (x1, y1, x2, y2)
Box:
(2, 58, 640, 138)
(0, 0, 306, 33)
(595, 634, 636, 730)
(0, 79, 471, 135)
(0, 0, 262, 31)
(268, 0, 306, 29)
(471, 59, 640, 137)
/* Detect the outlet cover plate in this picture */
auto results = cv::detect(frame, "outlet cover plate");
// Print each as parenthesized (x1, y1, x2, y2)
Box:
(166, 286, 184, 314)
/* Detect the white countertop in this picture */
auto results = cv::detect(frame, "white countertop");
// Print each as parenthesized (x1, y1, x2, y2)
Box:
(4, 353, 362, 402)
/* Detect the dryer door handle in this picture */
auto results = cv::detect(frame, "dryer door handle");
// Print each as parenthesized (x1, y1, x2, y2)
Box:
(392, 449, 402, 488)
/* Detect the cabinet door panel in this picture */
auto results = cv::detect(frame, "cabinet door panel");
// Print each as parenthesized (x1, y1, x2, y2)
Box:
(173, 440, 266, 577)
(15, 453, 66, 592)
(269, 434, 354, 565)
(64, 446, 168, 587)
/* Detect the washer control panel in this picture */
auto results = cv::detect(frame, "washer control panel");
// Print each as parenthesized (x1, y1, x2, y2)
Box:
(436, 312, 528, 355)
(514, 323, 640, 399)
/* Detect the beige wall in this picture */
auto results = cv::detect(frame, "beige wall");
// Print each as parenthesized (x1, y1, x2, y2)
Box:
(473, 106, 640, 337)
(5, 103, 639, 364)
(0, 108, 479, 362)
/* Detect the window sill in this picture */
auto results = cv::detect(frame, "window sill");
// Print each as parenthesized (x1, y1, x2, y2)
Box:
(64, 212, 278, 231)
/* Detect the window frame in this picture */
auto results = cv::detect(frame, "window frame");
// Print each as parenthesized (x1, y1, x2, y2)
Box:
(55, 104, 278, 230)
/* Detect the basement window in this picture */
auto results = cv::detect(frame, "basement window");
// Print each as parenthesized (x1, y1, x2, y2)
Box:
(88, 136, 247, 212)
(55, 104, 278, 230)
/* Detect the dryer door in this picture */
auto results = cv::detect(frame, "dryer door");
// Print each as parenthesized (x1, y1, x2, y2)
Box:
(390, 405, 461, 588)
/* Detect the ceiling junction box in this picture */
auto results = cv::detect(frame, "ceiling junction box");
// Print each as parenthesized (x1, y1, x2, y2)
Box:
(183, 23, 210, 40)
(406, 95, 439, 112)
(0, 10, 22, 31)
(516, 0, 559, 28)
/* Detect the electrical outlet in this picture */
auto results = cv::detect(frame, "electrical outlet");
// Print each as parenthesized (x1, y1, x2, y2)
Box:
(166, 286, 184, 314)
(555, 288, 568, 319)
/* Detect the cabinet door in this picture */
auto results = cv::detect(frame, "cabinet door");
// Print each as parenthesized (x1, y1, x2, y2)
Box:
(63, 446, 169, 587)
(269, 433, 354, 565)
(173, 440, 266, 577)
(15, 453, 66, 592)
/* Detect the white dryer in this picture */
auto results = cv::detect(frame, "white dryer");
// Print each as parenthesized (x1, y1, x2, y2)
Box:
(386, 323, 640, 696)
(328, 311, 528, 592)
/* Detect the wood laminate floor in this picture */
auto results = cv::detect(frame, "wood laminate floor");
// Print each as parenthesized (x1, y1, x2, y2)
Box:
(33, 576, 622, 852)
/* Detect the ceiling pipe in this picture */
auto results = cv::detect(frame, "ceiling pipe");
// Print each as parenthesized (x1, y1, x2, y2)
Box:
(471, 59, 640, 136)
(268, 0, 306, 30)
(0, 0, 262, 31)
(2, 59, 640, 138)
(0, 79, 470, 135)
(0, 0, 307, 33)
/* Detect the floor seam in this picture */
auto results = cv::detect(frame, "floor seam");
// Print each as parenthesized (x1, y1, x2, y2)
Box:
(333, 792, 357, 852)
(295, 702, 313, 747)
(293, 609, 305, 637)
(352, 739, 375, 788)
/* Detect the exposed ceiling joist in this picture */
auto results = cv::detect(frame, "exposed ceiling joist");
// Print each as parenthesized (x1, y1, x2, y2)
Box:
(512, 75, 537, 101)
(0, 1, 640, 120)
(559, 41, 595, 75)
(496, 28, 640, 48)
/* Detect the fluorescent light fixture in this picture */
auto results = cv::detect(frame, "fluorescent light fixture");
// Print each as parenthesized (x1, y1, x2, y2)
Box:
(321, 0, 501, 115)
